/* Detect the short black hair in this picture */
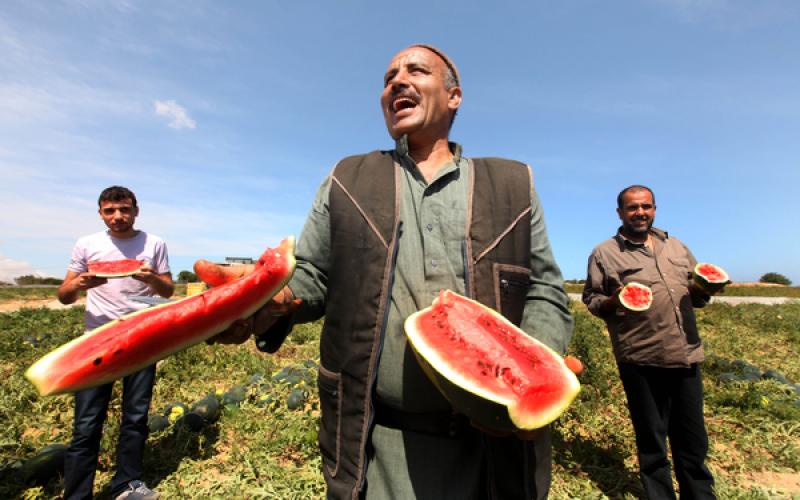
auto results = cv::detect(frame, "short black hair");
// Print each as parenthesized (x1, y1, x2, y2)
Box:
(98, 186, 138, 208)
(617, 185, 655, 209)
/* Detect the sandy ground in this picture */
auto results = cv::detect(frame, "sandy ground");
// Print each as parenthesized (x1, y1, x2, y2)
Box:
(0, 298, 86, 313)
(0, 295, 795, 314)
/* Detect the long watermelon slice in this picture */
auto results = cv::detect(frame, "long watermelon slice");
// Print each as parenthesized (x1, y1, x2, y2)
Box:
(404, 290, 580, 431)
(26, 237, 296, 396)
(88, 259, 144, 278)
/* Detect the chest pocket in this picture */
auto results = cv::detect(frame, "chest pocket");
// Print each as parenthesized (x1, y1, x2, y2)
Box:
(494, 263, 529, 326)
(618, 267, 654, 288)
(666, 257, 692, 285)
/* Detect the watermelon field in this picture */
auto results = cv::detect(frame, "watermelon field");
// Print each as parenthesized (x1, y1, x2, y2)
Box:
(1, 288, 798, 499)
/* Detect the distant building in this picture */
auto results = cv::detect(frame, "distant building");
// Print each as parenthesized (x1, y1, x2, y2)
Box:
(225, 257, 255, 265)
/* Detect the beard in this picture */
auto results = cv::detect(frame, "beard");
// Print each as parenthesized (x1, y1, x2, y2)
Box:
(624, 217, 652, 236)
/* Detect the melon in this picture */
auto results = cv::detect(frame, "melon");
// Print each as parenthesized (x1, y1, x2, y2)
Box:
(404, 290, 580, 431)
(618, 282, 652, 312)
(693, 263, 730, 294)
(25, 237, 296, 396)
(177, 412, 205, 432)
(221, 385, 247, 407)
(147, 415, 169, 433)
(191, 394, 221, 422)
(21, 444, 67, 485)
(87, 259, 144, 278)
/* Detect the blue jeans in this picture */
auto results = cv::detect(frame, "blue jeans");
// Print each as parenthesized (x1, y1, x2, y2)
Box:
(618, 363, 715, 500)
(63, 365, 156, 500)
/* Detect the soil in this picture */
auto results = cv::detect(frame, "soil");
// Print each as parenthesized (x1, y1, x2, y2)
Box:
(0, 298, 85, 313)
(744, 470, 800, 494)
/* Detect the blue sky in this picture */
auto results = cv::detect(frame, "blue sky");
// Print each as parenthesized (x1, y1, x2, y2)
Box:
(1, 0, 798, 284)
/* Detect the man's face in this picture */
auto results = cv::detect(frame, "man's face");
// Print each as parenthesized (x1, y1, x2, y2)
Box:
(380, 47, 461, 141)
(617, 189, 656, 236)
(99, 199, 138, 235)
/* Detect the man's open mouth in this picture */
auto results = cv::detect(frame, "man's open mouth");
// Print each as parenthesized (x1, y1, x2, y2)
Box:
(392, 97, 417, 113)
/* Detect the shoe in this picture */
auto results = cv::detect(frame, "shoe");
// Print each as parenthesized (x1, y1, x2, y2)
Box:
(114, 480, 160, 499)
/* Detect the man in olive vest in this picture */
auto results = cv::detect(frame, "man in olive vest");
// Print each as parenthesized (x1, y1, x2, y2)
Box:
(214, 45, 573, 499)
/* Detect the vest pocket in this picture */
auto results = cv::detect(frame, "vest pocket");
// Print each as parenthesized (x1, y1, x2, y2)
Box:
(317, 365, 343, 477)
(493, 263, 530, 325)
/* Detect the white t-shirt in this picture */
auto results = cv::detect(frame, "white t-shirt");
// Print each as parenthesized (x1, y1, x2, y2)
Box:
(68, 230, 171, 330)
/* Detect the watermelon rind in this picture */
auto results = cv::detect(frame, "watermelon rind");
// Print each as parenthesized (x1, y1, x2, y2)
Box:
(25, 237, 296, 396)
(693, 262, 730, 294)
(618, 282, 652, 312)
(405, 290, 580, 432)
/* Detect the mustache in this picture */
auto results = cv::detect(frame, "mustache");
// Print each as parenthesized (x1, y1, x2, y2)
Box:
(391, 88, 421, 102)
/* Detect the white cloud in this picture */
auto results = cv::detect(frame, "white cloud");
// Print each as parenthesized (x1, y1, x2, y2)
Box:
(154, 99, 197, 129)
(0, 254, 48, 283)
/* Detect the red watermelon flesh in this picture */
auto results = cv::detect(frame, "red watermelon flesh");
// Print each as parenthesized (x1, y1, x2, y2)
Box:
(26, 237, 296, 396)
(88, 259, 144, 277)
(693, 262, 730, 293)
(405, 290, 580, 431)
(696, 264, 726, 282)
(618, 282, 652, 311)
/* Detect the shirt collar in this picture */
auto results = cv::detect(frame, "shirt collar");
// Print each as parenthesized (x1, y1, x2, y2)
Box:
(394, 135, 463, 162)
(393, 136, 464, 182)
(615, 226, 668, 251)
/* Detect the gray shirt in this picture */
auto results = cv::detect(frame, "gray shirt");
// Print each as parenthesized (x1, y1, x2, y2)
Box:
(582, 227, 707, 367)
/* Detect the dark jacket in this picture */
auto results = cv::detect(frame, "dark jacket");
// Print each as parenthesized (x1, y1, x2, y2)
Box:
(263, 151, 537, 498)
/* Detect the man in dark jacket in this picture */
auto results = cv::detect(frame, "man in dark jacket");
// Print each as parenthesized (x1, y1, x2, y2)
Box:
(215, 45, 573, 499)
(583, 185, 719, 499)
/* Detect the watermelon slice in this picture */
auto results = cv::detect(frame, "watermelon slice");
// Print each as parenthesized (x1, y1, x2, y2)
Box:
(693, 263, 730, 294)
(404, 290, 580, 431)
(25, 237, 296, 396)
(618, 282, 652, 312)
(87, 259, 144, 278)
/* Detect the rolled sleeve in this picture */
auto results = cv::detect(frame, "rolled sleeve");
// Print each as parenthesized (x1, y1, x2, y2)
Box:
(287, 176, 332, 324)
(520, 187, 573, 354)
(583, 251, 612, 318)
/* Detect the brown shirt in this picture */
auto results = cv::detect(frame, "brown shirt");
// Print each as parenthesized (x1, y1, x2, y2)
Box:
(582, 227, 708, 367)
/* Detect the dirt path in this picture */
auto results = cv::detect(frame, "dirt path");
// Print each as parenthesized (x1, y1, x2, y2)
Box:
(1, 295, 796, 313)
(0, 298, 86, 313)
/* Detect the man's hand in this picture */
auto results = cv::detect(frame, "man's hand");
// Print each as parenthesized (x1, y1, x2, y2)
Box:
(132, 264, 158, 285)
(75, 272, 108, 291)
(690, 281, 721, 297)
(132, 263, 175, 298)
(58, 271, 107, 304)
(564, 355, 584, 376)
(207, 287, 300, 345)
(599, 287, 623, 316)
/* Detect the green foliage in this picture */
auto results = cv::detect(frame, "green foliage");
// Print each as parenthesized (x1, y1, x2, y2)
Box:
(759, 272, 793, 286)
(176, 270, 198, 283)
(0, 287, 59, 301)
(13, 276, 62, 286)
(718, 285, 800, 298)
(1, 304, 799, 498)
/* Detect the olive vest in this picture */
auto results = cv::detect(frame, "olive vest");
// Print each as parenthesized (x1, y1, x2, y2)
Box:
(317, 150, 534, 498)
